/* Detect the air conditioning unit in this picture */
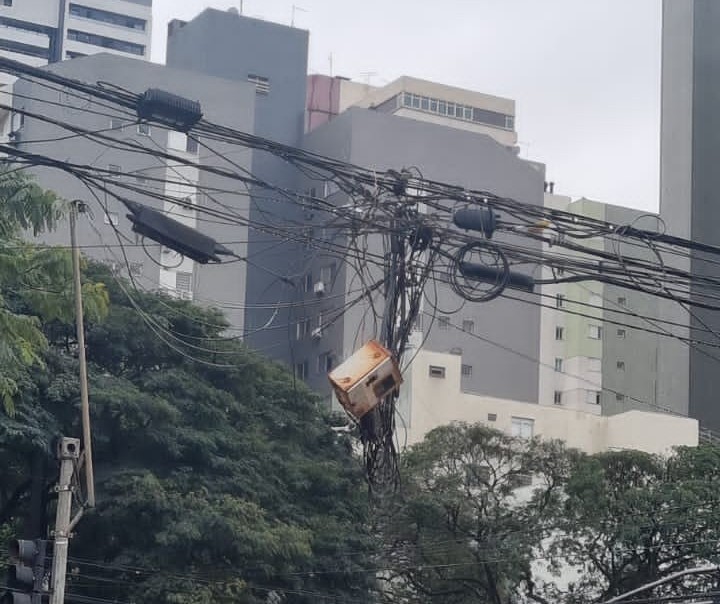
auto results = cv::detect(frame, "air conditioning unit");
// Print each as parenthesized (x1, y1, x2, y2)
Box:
(311, 327, 322, 340)
(313, 281, 325, 296)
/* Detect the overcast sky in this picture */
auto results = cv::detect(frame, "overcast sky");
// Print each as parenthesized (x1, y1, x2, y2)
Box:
(151, 0, 662, 212)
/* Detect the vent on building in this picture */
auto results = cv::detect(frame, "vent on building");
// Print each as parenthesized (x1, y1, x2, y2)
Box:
(487, 413, 497, 422)
(553, 391, 562, 405)
(428, 365, 446, 379)
(461, 364, 473, 377)
(248, 74, 270, 95)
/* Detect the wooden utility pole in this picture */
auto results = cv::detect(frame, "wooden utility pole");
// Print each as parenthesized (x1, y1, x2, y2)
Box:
(49, 437, 79, 604)
(70, 200, 95, 508)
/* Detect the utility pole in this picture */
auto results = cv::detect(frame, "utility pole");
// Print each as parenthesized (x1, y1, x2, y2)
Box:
(70, 200, 95, 508)
(49, 437, 80, 604)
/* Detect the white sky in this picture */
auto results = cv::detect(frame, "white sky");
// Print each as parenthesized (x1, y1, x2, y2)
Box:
(151, 0, 661, 212)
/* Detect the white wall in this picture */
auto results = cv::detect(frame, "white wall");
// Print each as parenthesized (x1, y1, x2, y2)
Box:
(401, 349, 698, 454)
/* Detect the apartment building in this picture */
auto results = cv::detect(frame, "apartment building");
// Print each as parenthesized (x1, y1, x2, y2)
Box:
(538, 195, 662, 417)
(306, 73, 518, 149)
(13, 52, 255, 330)
(0, 0, 151, 77)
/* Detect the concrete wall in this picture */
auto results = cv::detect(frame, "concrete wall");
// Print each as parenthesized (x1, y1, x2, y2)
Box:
(659, 0, 720, 428)
(167, 8, 309, 361)
(14, 53, 254, 331)
(404, 350, 698, 454)
(301, 107, 544, 403)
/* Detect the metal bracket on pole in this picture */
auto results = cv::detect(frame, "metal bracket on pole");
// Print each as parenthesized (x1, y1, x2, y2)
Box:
(49, 437, 80, 604)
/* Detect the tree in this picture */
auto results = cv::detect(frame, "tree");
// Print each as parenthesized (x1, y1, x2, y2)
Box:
(379, 422, 573, 604)
(3, 262, 377, 604)
(0, 169, 108, 416)
(540, 446, 720, 603)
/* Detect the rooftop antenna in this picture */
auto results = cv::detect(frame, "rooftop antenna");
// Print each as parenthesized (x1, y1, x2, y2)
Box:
(291, 4, 307, 26)
(359, 71, 378, 85)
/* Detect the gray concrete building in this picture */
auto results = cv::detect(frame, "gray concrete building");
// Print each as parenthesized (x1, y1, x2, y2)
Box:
(298, 107, 545, 402)
(166, 8, 309, 359)
(659, 0, 720, 428)
(12, 52, 255, 330)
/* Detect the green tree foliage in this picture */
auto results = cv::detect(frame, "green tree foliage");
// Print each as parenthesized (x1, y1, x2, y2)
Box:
(379, 423, 573, 604)
(539, 445, 720, 603)
(0, 170, 108, 416)
(389, 424, 720, 604)
(3, 262, 376, 603)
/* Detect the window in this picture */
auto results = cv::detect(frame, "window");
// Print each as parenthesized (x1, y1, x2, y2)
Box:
(617, 297, 627, 306)
(320, 264, 333, 285)
(137, 122, 151, 136)
(556, 267, 565, 277)
(134, 173, 147, 184)
(586, 390, 601, 405)
(588, 325, 602, 340)
(616, 393, 625, 402)
(487, 413, 497, 422)
(66, 29, 145, 55)
(108, 163, 121, 175)
(2, 0, 12, 6)
(556, 294, 565, 308)
(429, 365, 446, 379)
(554, 358, 563, 372)
(403, 92, 412, 106)
(589, 294, 603, 307)
(248, 74, 270, 95)
(511, 417, 534, 439)
(512, 473, 533, 488)
(555, 326, 564, 341)
(304, 273, 312, 293)
(103, 211, 119, 226)
(588, 357, 602, 372)
(175, 271, 192, 292)
(438, 316, 450, 330)
(317, 312, 324, 328)
(617, 329, 627, 339)
(553, 391, 562, 405)
(461, 364, 473, 377)
(296, 318, 309, 340)
(462, 319, 475, 333)
(186, 136, 199, 154)
(109, 118, 124, 131)
(295, 360, 308, 380)
(617, 361, 626, 371)
(318, 352, 334, 373)
(69, 4, 147, 31)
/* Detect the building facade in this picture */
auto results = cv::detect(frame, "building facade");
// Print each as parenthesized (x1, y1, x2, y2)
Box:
(166, 8, 310, 359)
(299, 106, 544, 403)
(538, 195, 662, 417)
(0, 0, 151, 78)
(659, 0, 720, 428)
(402, 349, 698, 453)
(13, 53, 255, 330)
(306, 74, 518, 149)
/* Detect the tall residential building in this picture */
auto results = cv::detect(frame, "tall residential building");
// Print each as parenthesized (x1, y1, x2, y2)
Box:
(659, 0, 720, 428)
(306, 74, 518, 149)
(13, 53, 255, 330)
(0, 0, 151, 84)
(166, 8, 309, 358)
(538, 195, 662, 417)
(298, 106, 543, 403)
